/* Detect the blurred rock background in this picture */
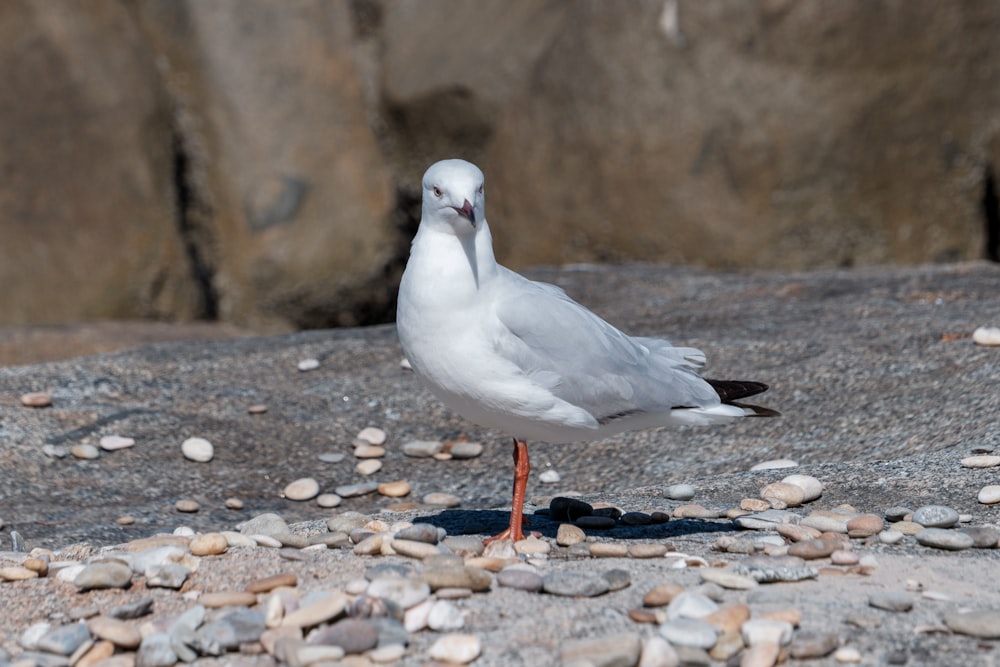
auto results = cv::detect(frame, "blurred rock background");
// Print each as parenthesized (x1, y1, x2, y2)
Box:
(2, 0, 999, 336)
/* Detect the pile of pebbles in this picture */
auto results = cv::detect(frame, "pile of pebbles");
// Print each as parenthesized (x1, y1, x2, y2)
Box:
(3, 459, 1000, 667)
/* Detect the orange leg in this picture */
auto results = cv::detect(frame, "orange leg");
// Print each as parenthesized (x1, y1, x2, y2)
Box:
(485, 438, 530, 544)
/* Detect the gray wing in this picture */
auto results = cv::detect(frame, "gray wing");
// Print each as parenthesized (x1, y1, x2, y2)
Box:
(492, 271, 719, 420)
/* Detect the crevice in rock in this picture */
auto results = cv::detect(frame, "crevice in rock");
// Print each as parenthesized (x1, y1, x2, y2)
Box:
(170, 127, 219, 319)
(983, 164, 999, 262)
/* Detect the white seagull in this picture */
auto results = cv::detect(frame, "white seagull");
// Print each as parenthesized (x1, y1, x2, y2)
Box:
(396, 159, 772, 543)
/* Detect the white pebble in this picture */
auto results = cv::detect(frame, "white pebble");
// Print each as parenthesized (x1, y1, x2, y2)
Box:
(71, 444, 100, 460)
(973, 326, 1000, 346)
(539, 469, 561, 484)
(741, 619, 793, 646)
(964, 455, 1000, 468)
(428, 600, 465, 631)
(284, 477, 320, 501)
(978, 485, 1000, 505)
(400, 357, 413, 370)
(357, 427, 387, 445)
(428, 633, 481, 664)
(781, 474, 824, 502)
(181, 437, 214, 463)
(99, 435, 135, 451)
(750, 458, 798, 471)
(664, 484, 695, 500)
(316, 494, 342, 508)
(356, 459, 383, 476)
(834, 646, 862, 663)
(297, 358, 320, 371)
(404, 599, 433, 632)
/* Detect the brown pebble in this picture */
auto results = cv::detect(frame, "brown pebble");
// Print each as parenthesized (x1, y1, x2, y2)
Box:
(760, 482, 805, 507)
(787, 537, 839, 560)
(87, 616, 142, 649)
(589, 542, 628, 558)
(22, 557, 48, 576)
(0, 566, 38, 581)
(673, 504, 722, 519)
(248, 404, 268, 414)
(116, 516, 136, 526)
(190, 532, 229, 556)
(378, 481, 411, 498)
(703, 603, 751, 635)
(643, 582, 684, 607)
(463, 557, 509, 572)
(628, 543, 669, 559)
(889, 520, 924, 536)
(75, 640, 115, 667)
(246, 572, 298, 593)
(225, 497, 245, 510)
(556, 523, 586, 546)
(650, 511, 671, 523)
(847, 514, 884, 538)
(741, 498, 771, 512)
(776, 523, 821, 543)
(760, 607, 802, 627)
(200, 591, 258, 608)
(175, 499, 200, 513)
(20, 392, 52, 408)
(628, 608, 659, 624)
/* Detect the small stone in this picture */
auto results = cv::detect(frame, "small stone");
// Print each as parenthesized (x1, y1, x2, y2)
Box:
(831, 550, 860, 565)
(556, 523, 586, 546)
(666, 591, 718, 620)
(912, 505, 960, 528)
(589, 542, 628, 558)
(423, 492, 460, 507)
(834, 646, 862, 663)
(402, 440, 443, 458)
(240, 512, 289, 537)
(749, 458, 798, 470)
(392, 538, 441, 560)
(576, 515, 617, 529)
(357, 427, 387, 445)
(740, 498, 771, 512)
(644, 582, 684, 607)
(356, 459, 382, 475)
(787, 537, 839, 560)
(370, 644, 406, 663)
(336, 482, 379, 497)
(562, 633, 642, 667)
(378, 480, 411, 497)
(664, 484, 696, 500)
(801, 510, 851, 533)
(36, 623, 91, 656)
(318, 452, 346, 463)
(638, 636, 680, 667)
(549, 496, 594, 521)
(428, 600, 465, 631)
(42, 444, 69, 458)
(740, 642, 781, 667)
(760, 482, 805, 507)
(497, 567, 544, 592)
(74, 562, 132, 591)
(915, 527, 974, 550)
(884, 506, 913, 522)
(943, 609, 1000, 638)
(283, 477, 320, 501)
(309, 618, 378, 654)
(741, 619, 793, 646)
(660, 618, 718, 649)
(847, 514, 884, 538)
(629, 543, 669, 559)
(703, 603, 751, 635)
(246, 572, 297, 594)
(699, 568, 758, 590)
(428, 633, 481, 664)
(99, 435, 135, 451)
(189, 532, 228, 556)
(542, 571, 610, 597)
(789, 632, 839, 659)
(175, 499, 199, 513)
(87, 617, 141, 650)
(963, 455, 1000, 468)
(199, 590, 257, 607)
(879, 530, 905, 544)
(281, 592, 349, 628)
(781, 474, 824, 501)
(962, 525, 1000, 548)
(354, 444, 386, 459)
(76, 640, 114, 667)
(71, 444, 100, 460)
(869, 591, 914, 612)
(620, 511, 652, 526)
(734, 509, 801, 531)
(181, 437, 214, 462)
(315, 493, 342, 508)
(735, 555, 818, 583)
(247, 404, 268, 414)
(450, 441, 484, 459)
(297, 358, 320, 371)
(137, 632, 177, 667)
(367, 576, 430, 609)
(0, 566, 37, 581)
(603, 568, 631, 591)
(21, 392, 52, 408)
(224, 497, 244, 510)
(978, 485, 1000, 505)
(514, 536, 551, 555)
(973, 325, 1000, 346)
(145, 563, 190, 589)
(890, 520, 924, 535)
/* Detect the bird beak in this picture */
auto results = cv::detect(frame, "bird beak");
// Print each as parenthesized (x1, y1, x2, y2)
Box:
(454, 199, 476, 228)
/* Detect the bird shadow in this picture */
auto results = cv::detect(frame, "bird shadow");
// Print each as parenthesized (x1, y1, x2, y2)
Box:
(418, 509, 738, 542)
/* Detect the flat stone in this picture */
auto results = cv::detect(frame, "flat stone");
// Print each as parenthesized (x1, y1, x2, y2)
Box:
(310, 618, 378, 654)
(395, 523, 440, 544)
(660, 618, 718, 649)
(576, 515, 617, 529)
(194, 608, 265, 655)
(912, 505, 960, 528)
(391, 538, 441, 560)
(145, 563, 190, 589)
(423, 492, 460, 507)
(787, 537, 840, 560)
(869, 591, 915, 612)
(74, 562, 132, 591)
(915, 528, 974, 550)
(879, 530, 905, 544)
(87, 617, 141, 650)
(36, 623, 90, 656)
(542, 571, 610, 597)
(0, 566, 38, 581)
(603, 568, 631, 591)
(318, 452, 345, 463)
(978, 485, 1000, 505)
(402, 440, 443, 458)
(367, 576, 430, 609)
(71, 444, 100, 460)
(741, 619, 793, 646)
(556, 523, 586, 546)
(245, 572, 297, 594)
(199, 591, 257, 608)
(666, 591, 718, 620)
(180, 437, 214, 462)
(664, 484, 696, 500)
(562, 632, 642, 667)
(735, 555, 818, 583)
(589, 542, 628, 557)
(449, 441, 484, 458)
(673, 504, 723, 519)
(781, 474, 824, 502)
(428, 633, 481, 664)
(740, 498, 771, 512)
(789, 632, 839, 659)
(378, 480, 411, 497)
(335, 482, 378, 498)
(422, 566, 492, 592)
(497, 567, 544, 592)
(356, 426, 387, 445)
(700, 567, 758, 590)
(428, 600, 465, 631)
(515, 536, 551, 555)
(621, 511, 652, 526)
(76, 640, 114, 667)
(733, 509, 801, 530)
(703, 603, 751, 635)
(107, 597, 154, 620)
(890, 520, 924, 536)
(638, 636, 680, 667)
(283, 477, 320, 501)
(847, 514, 884, 538)
(356, 459, 383, 475)
(963, 455, 1000, 468)
(884, 506, 913, 522)
(549, 496, 593, 521)
(800, 510, 850, 533)
(281, 592, 348, 628)
(629, 543, 669, 559)
(749, 459, 798, 470)
(189, 532, 228, 556)
(973, 326, 1000, 346)
(961, 526, 1000, 548)
(760, 482, 805, 507)
(174, 499, 199, 513)
(943, 609, 1000, 638)
(136, 632, 176, 667)
(643, 582, 684, 607)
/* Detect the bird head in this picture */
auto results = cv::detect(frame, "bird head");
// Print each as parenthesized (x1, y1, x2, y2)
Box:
(420, 159, 485, 235)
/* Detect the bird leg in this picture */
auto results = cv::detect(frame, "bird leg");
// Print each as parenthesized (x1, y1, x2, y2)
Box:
(485, 438, 530, 544)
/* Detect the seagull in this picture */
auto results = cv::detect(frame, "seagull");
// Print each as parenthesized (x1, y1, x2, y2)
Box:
(396, 159, 773, 543)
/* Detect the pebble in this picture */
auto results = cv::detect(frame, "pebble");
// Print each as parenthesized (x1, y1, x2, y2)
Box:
(316, 493, 342, 508)
(514, 536, 550, 555)
(395, 523, 440, 544)
(37, 623, 91, 655)
(318, 452, 346, 463)
(356, 459, 383, 475)
(199, 590, 257, 608)
(0, 566, 38, 581)
(884, 506, 913, 522)
(378, 480, 411, 497)
(740, 498, 771, 512)
(702, 603, 750, 636)
(392, 538, 441, 560)
(735, 555, 818, 583)
(700, 568, 758, 590)
(780, 474, 824, 501)
(20, 392, 52, 407)
(787, 537, 839, 560)
(673, 504, 722, 519)
(281, 592, 348, 628)
(71, 444, 100, 460)
(538, 469, 561, 483)
(750, 458, 798, 470)
(741, 619, 793, 646)
(789, 632, 839, 659)
(246, 572, 297, 594)
(963, 455, 1000, 468)
(189, 532, 228, 556)
(336, 482, 379, 498)
(497, 567, 544, 592)
(912, 505, 960, 528)
(740, 642, 780, 667)
(869, 591, 914, 612)
(603, 568, 631, 591)
(427, 600, 465, 631)
(42, 444, 68, 458)
(978, 485, 1000, 505)
(562, 633, 642, 667)
(310, 618, 378, 654)
(846, 514, 884, 538)
(423, 492, 461, 507)
(666, 591, 718, 620)
(74, 562, 132, 591)
(664, 483, 696, 500)
(175, 499, 199, 513)
(879, 530, 905, 545)
(801, 511, 850, 534)
(643, 582, 684, 607)
(283, 477, 320, 501)
(450, 441, 484, 458)
(550, 497, 594, 521)
(834, 646, 862, 663)
(247, 404, 268, 414)
(542, 571, 610, 597)
(180, 437, 214, 463)
(629, 543, 669, 559)
(760, 482, 805, 507)
(962, 525, 1000, 548)
(402, 440, 443, 457)
(660, 618, 718, 649)
(145, 563, 190, 589)
(830, 550, 860, 565)
(367, 577, 431, 609)
(943, 609, 1000, 638)
(733, 509, 801, 531)
(889, 520, 924, 536)
(973, 325, 1000, 346)
(589, 542, 628, 558)
(354, 444, 386, 458)
(428, 633, 481, 664)
(556, 523, 586, 546)
(240, 512, 289, 537)
(297, 358, 320, 371)
(576, 515, 616, 529)
(137, 632, 177, 667)
(638, 636, 680, 667)
(423, 566, 492, 592)
(356, 426, 387, 445)
(915, 527, 974, 550)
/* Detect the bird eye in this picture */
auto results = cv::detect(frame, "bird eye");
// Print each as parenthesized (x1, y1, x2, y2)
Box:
(432, 186, 442, 198)
(478, 184, 484, 194)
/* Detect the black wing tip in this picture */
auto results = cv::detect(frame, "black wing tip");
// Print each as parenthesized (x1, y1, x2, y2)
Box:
(706, 378, 770, 403)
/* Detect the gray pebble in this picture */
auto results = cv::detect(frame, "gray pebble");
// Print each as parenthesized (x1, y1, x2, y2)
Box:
(915, 528, 974, 551)
(145, 563, 191, 589)
(660, 618, 719, 649)
(542, 571, 610, 597)
(943, 609, 1000, 638)
(13, 653, 68, 667)
(602, 568, 631, 591)
(367, 577, 431, 609)
(561, 632, 642, 667)
(912, 505, 960, 528)
(194, 608, 265, 656)
(442, 535, 485, 557)
(394, 523, 440, 545)
(869, 591, 915, 612)
(884, 506, 913, 522)
(961, 526, 1000, 548)
(335, 482, 379, 498)
(136, 632, 177, 667)
(735, 555, 819, 583)
(575, 515, 616, 529)
(310, 618, 378, 654)
(449, 441, 484, 459)
(789, 632, 839, 659)
(733, 509, 801, 530)
(74, 561, 132, 591)
(238, 512, 289, 538)
(368, 616, 409, 648)
(401, 440, 443, 458)
(42, 444, 69, 459)
(365, 563, 413, 580)
(108, 596, 154, 620)
(318, 452, 346, 463)
(327, 512, 369, 534)
(664, 483, 696, 500)
(36, 623, 90, 656)
(497, 568, 544, 592)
